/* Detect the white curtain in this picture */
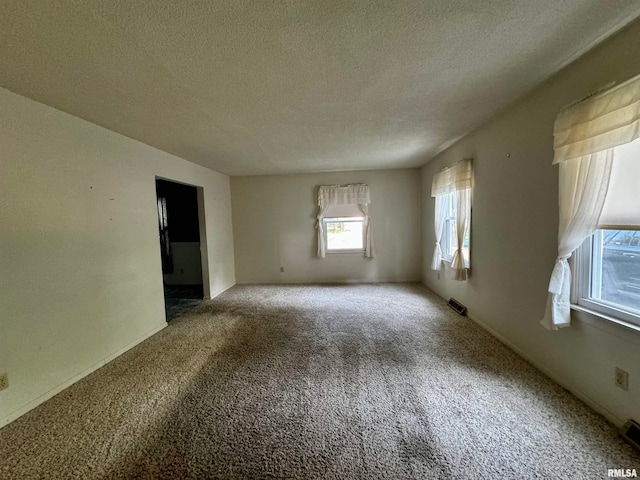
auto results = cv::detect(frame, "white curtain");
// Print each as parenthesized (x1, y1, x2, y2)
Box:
(542, 73, 640, 330)
(316, 203, 330, 258)
(431, 194, 447, 270)
(431, 158, 473, 280)
(431, 159, 473, 279)
(360, 203, 375, 257)
(451, 188, 470, 281)
(540, 151, 613, 330)
(316, 184, 375, 258)
(431, 159, 473, 196)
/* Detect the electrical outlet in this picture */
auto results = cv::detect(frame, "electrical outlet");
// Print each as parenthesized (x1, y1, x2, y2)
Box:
(615, 367, 629, 391)
(0, 372, 8, 391)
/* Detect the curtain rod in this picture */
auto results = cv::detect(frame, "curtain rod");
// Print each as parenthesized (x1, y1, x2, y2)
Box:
(439, 158, 472, 172)
(560, 70, 640, 112)
(561, 82, 616, 111)
(320, 183, 367, 187)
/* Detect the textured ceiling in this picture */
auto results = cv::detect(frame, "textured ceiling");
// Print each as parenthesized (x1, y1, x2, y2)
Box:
(2, 1, 640, 176)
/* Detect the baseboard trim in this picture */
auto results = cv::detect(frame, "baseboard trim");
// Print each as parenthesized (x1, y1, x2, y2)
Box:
(466, 312, 624, 428)
(208, 281, 236, 299)
(236, 279, 421, 285)
(0, 323, 167, 428)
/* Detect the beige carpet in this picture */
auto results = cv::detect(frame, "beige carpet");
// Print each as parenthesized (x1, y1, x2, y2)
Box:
(1, 283, 638, 479)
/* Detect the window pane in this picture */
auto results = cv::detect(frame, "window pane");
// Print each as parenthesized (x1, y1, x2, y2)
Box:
(444, 191, 470, 262)
(461, 228, 470, 261)
(326, 218, 364, 250)
(592, 229, 640, 312)
(444, 192, 455, 257)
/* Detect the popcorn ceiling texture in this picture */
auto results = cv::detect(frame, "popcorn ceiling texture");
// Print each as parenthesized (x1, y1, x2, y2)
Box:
(1, 283, 638, 479)
(1, 1, 640, 175)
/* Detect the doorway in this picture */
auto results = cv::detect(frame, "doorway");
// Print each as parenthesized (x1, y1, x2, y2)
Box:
(156, 179, 205, 320)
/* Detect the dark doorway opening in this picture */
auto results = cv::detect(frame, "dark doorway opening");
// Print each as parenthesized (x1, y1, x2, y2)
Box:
(156, 179, 204, 320)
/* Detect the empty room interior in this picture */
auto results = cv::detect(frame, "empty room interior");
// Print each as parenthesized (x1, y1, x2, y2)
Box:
(2, 2, 640, 478)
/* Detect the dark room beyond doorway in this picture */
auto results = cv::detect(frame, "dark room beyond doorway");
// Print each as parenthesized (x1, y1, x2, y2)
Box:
(156, 179, 204, 320)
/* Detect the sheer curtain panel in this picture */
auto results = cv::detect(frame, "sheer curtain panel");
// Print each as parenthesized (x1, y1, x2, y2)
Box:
(451, 188, 470, 281)
(542, 73, 640, 330)
(431, 194, 447, 270)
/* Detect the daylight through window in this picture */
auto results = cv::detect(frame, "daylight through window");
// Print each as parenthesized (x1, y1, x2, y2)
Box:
(442, 192, 470, 263)
(542, 74, 640, 330)
(571, 136, 640, 327)
(590, 230, 640, 312)
(324, 217, 364, 252)
(316, 184, 375, 258)
(430, 159, 472, 280)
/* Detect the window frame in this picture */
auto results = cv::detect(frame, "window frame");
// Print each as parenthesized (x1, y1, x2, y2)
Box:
(323, 216, 366, 254)
(574, 230, 640, 328)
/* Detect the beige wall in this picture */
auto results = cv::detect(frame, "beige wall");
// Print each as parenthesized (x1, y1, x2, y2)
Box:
(232, 169, 421, 284)
(0, 88, 235, 426)
(420, 21, 640, 426)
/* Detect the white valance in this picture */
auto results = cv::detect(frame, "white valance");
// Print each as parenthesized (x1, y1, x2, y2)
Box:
(431, 159, 473, 197)
(318, 184, 370, 207)
(553, 74, 640, 164)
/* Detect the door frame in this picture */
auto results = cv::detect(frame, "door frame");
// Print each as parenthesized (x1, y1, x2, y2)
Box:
(155, 176, 210, 300)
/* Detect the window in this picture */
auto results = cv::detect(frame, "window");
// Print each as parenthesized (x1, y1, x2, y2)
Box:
(576, 229, 640, 326)
(316, 184, 374, 258)
(430, 159, 472, 280)
(441, 191, 470, 264)
(324, 217, 365, 252)
(542, 73, 640, 330)
(570, 137, 640, 328)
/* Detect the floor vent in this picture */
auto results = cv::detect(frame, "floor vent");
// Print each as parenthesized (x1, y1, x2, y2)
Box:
(448, 298, 467, 316)
(622, 419, 640, 452)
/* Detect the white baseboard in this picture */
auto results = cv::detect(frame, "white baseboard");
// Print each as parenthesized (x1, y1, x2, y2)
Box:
(236, 279, 421, 285)
(0, 323, 167, 428)
(208, 281, 236, 299)
(466, 312, 624, 428)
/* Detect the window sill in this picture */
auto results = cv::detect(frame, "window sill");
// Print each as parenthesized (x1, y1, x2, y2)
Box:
(570, 303, 640, 342)
(441, 257, 470, 270)
(326, 250, 366, 255)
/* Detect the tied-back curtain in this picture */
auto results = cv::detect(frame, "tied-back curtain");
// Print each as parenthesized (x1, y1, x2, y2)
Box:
(431, 194, 447, 269)
(431, 159, 472, 279)
(451, 188, 470, 281)
(541, 73, 640, 330)
(316, 184, 375, 258)
(540, 151, 613, 330)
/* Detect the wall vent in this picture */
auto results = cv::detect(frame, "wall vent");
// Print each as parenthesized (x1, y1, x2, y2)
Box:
(448, 298, 467, 316)
(622, 419, 640, 452)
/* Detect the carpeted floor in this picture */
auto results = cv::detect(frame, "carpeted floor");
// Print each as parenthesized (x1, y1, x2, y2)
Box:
(164, 284, 204, 321)
(1, 283, 638, 479)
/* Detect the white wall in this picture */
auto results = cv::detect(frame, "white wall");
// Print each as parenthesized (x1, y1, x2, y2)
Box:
(0, 88, 235, 426)
(232, 169, 421, 284)
(420, 21, 640, 426)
